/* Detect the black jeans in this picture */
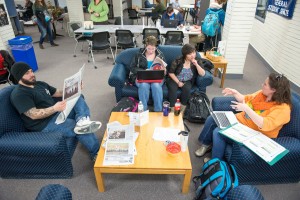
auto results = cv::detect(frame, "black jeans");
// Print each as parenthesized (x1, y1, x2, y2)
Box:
(204, 32, 221, 51)
(167, 79, 192, 107)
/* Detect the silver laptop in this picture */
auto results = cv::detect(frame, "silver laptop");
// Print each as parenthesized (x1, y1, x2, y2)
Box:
(204, 98, 238, 129)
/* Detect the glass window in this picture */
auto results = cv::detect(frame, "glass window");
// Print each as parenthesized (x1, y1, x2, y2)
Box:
(255, 0, 268, 22)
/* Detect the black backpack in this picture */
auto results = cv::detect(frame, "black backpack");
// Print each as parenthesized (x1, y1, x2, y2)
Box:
(111, 97, 139, 112)
(184, 91, 210, 123)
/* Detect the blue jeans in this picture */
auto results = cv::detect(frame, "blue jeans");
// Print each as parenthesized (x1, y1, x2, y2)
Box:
(36, 19, 54, 45)
(135, 80, 164, 111)
(42, 96, 100, 159)
(198, 115, 227, 159)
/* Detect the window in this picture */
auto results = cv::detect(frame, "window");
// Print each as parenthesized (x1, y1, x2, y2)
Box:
(255, 0, 268, 22)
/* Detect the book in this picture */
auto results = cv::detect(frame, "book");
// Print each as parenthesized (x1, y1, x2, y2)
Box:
(55, 64, 85, 124)
(219, 123, 289, 166)
(150, 57, 167, 70)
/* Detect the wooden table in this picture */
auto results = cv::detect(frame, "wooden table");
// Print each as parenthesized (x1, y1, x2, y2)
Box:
(94, 112, 192, 193)
(200, 52, 228, 88)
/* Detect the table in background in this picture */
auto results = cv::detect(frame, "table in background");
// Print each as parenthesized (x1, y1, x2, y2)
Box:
(94, 112, 192, 194)
(137, 8, 153, 25)
(181, 4, 195, 21)
(200, 52, 228, 88)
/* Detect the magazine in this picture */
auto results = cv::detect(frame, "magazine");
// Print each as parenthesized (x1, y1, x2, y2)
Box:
(219, 123, 289, 166)
(103, 123, 136, 166)
(55, 64, 85, 124)
(150, 57, 167, 70)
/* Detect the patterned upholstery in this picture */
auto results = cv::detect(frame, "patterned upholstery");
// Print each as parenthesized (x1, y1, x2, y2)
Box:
(226, 185, 264, 200)
(0, 86, 78, 179)
(36, 184, 72, 200)
(108, 45, 213, 102)
(212, 93, 300, 184)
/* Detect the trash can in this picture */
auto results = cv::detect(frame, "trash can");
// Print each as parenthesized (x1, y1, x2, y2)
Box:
(8, 36, 38, 72)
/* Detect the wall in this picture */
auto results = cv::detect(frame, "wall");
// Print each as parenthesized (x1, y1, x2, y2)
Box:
(0, 0, 15, 51)
(250, 1, 300, 87)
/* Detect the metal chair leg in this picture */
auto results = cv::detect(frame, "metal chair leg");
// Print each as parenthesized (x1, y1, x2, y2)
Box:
(73, 41, 78, 57)
(90, 49, 97, 69)
(110, 46, 115, 63)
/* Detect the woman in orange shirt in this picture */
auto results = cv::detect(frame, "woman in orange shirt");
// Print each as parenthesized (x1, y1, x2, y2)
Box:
(195, 73, 292, 162)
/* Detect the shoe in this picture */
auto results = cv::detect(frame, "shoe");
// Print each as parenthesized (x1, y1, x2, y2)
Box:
(74, 117, 102, 134)
(51, 43, 59, 46)
(204, 157, 211, 163)
(195, 144, 212, 157)
(93, 153, 98, 162)
(39, 44, 44, 49)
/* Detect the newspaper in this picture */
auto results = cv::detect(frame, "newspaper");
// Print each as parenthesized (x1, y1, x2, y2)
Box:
(219, 123, 289, 166)
(55, 64, 85, 124)
(150, 57, 167, 70)
(103, 123, 135, 166)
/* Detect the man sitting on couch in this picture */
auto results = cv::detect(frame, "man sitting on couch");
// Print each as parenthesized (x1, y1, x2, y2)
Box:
(10, 62, 101, 161)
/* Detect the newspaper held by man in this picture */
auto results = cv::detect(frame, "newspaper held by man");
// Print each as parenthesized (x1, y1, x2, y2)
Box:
(150, 57, 167, 70)
(55, 64, 85, 124)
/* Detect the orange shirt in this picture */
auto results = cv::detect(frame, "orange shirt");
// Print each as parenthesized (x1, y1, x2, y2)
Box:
(235, 90, 291, 138)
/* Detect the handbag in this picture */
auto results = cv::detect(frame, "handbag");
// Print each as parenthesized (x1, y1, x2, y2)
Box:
(43, 10, 51, 22)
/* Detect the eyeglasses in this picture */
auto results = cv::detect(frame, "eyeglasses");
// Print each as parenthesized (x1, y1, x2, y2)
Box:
(276, 74, 283, 81)
(146, 47, 156, 52)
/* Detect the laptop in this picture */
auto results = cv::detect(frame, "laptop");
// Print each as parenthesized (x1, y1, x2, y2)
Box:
(204, 98, 238, 129)
(163, 19, 178, 28)
(84, 21, 94, 30)
(136, 70, 164, 83)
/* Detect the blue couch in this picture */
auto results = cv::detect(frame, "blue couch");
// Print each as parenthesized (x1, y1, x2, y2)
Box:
(212, 92, 300, 184)
(0, 86, 78, 179)
(108, 45, 213, 102)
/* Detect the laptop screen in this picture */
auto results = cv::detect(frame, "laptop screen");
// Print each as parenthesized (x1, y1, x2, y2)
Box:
(137, 70, 164, 81)
(163, 19, 178, 28)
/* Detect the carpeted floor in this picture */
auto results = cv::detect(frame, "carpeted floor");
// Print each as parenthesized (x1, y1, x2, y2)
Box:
(0, 23, 299, 200)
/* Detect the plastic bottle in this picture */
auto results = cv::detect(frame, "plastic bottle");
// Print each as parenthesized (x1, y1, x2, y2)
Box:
(186, 23, 190, 31)
(138, 101, 144, 113)
(174, 99, 181, 116)
(156, 19, 161, 29)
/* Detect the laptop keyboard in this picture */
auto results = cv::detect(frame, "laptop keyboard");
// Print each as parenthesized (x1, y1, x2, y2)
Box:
(215, 112, 231, 128)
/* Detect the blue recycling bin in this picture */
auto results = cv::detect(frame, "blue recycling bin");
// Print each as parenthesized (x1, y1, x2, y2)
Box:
(8, 36, 38, 72)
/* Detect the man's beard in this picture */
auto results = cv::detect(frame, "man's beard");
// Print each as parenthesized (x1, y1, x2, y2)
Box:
(21, 77, 36, 85)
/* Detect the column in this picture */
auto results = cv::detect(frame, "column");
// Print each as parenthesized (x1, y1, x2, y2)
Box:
(222, 0, 257, 78)
(65, 0, 84, 22)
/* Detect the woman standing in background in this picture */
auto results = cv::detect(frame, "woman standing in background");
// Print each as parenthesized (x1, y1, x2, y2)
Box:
(88, 0, 109, 25)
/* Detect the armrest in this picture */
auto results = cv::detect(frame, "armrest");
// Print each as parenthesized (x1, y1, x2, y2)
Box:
(108, 63, 127, 88)
(0, 131, 68, 156)
(212, 96, 236, 112)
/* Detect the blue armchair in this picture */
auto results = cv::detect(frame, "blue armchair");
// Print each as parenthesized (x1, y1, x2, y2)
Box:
(108, 45, 213, 102)
(0, 86, 78, 179)
(212, 92, 300, 184)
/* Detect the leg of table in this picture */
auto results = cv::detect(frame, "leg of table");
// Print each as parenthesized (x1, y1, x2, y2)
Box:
(182, 169, 192, 194)
(214, 68, 218, 77)
(94, 168, 105, 192)
(220, 65, 227, 88)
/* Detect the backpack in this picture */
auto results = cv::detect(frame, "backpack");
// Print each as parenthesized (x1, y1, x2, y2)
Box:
(0, 53, 6, 76)
(0, 50, 17, 84)
(202, 9, 222, 37)
(183, 91, 210, 123)
(111, 97, 139, 112)
(193, 158, 239, 200)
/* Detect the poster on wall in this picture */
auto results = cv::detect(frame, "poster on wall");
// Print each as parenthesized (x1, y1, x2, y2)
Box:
(0, 4, 9, 27)
(267, 0, 296, 19)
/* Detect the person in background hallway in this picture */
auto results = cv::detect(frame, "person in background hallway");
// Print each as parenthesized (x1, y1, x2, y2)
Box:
(167, 44, 206, 114)
(151, 0, 166, 23)
(145, 0, 155, 8)
(88, 0, 109, 25)
(24, 0, 33, 20)
(33, 0, 59, 49)
(10, 62, 101, 161)
(129, 36, 166, 112)
(195, 73, 292, 163)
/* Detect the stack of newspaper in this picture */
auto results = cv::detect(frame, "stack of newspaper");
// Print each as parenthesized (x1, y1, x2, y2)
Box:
(102, 121, 138, 166)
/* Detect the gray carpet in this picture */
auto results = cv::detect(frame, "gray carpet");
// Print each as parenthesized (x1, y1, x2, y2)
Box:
(0, 25, 299, 200)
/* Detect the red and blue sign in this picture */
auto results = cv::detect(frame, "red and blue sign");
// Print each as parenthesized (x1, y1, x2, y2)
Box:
(267, 0, 296, 19)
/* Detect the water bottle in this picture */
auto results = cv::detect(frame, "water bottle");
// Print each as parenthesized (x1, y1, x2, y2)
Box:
(156, 19, 161, 29)
(174, 99, 181, 116)
(138, 101, 144, 113)
(186, 23, 190, 31)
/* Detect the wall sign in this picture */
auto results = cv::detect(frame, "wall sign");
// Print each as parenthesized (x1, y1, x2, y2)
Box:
(0, 4, 9, 27)
(267, 0, 296, 19)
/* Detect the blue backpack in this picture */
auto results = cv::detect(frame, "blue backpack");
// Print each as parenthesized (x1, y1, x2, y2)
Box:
(193, 158, 239, 200)
(202, 9, 222, 37)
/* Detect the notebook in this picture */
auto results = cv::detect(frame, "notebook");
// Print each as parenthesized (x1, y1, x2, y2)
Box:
(163, 19, 178, 28)
(204, 98, 238, 129)
(84, 21, 94, 30)
(136, 70, 164, 83)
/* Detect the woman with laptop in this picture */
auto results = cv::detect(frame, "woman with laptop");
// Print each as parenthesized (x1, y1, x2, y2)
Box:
(129, 36, 166, 112)
(167, 44, 206, 114)
(88, 0, 109, 25)
(195, 73, 292, 163)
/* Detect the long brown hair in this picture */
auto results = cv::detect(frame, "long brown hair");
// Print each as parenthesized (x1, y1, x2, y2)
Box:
(268, 73, 292, 107)
(34, 0, 46, 6)
(181, 44, 196, 60)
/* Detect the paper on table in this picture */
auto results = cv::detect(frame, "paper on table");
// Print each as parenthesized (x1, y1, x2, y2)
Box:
(152, 127, 181, 142)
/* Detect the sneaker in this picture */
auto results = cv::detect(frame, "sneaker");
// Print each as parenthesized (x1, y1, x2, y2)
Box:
(39, 44, 44, 49)
(93, 153, 98, 162)
(74, 117, 102, 134)
(195, 144, 212, 157)
(203, 157, 211, 163)
(51, 43, 59, 47)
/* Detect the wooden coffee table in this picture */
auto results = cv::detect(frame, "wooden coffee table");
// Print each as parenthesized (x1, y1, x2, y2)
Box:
(94, 112, 192, 193)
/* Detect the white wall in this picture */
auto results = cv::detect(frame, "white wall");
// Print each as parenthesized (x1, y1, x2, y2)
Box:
(0, 0, 15, 51)
(250, 1, 300, 87)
